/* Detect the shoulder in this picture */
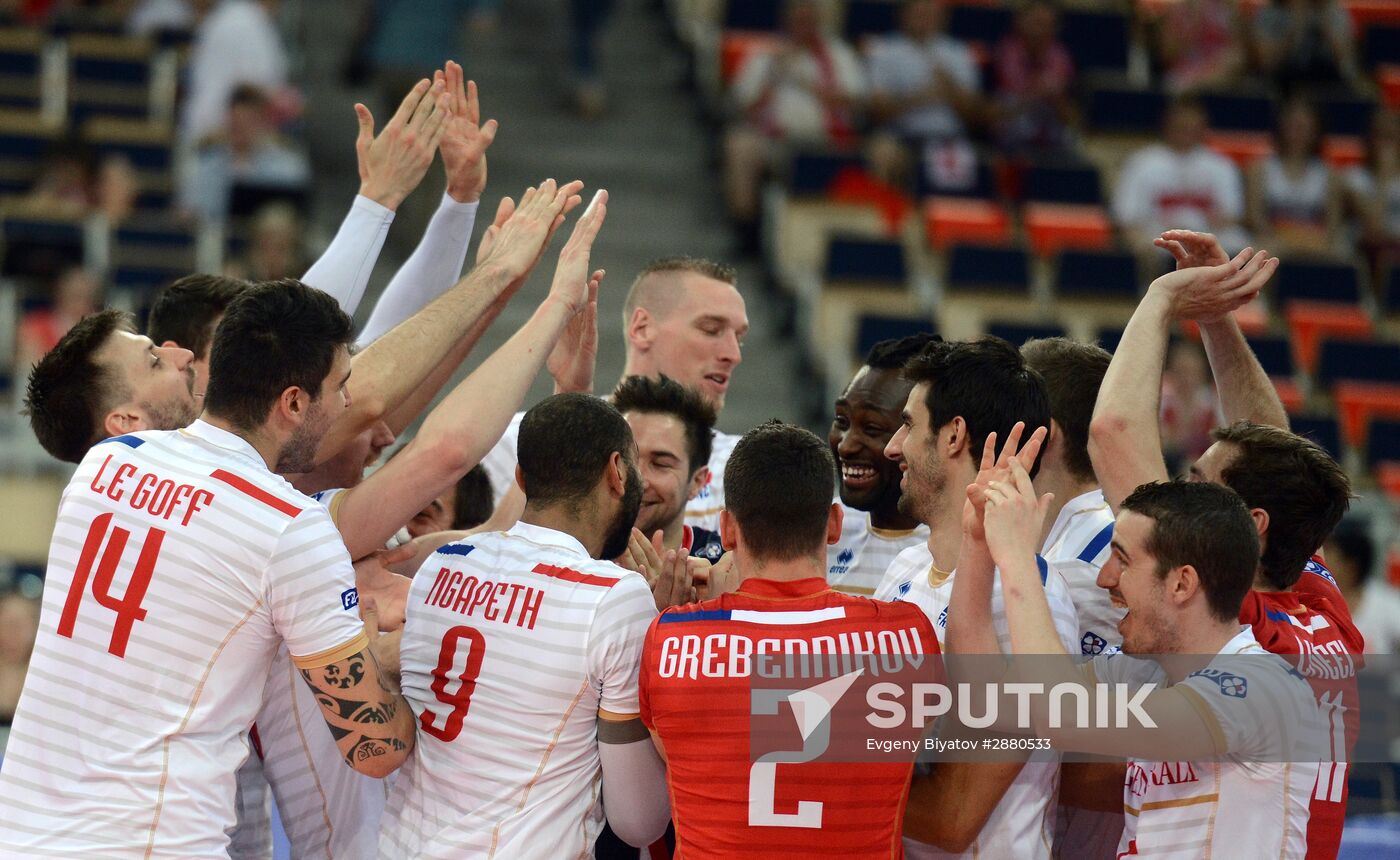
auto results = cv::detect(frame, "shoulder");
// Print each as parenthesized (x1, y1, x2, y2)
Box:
(710, 430, 741, 461)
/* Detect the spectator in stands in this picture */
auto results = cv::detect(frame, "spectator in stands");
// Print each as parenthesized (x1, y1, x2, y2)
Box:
(0, 591, 40, 727)
(224, 202, 303, 281)
(1344, 108, 1400, 251)
(1113, 97, 1247, 260)
(1251, 0, 1362, 95)
(1153, 0, 1245, 94)
(724, 0, 866, 245)
(94, 154, 139, 224)
(1159, 339, 1218, 475)
(1324, 519, 1400, 654)
(990, 0, 1075, 157)
(24, 140, 96, 216)
(865, 0, 983, 187)
(128, 0, 196, 37)
(14, 267, 102, 373)
(179, 84, 310, 222)
(1248, 98, 1341, 255)
(182, 0, 291, 145)
(405, 464, 495, 539)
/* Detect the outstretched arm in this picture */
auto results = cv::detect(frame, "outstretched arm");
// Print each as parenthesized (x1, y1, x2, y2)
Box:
(1156, 230, 1288, 430)
(1089, 247, 1277, 511)
(303, 79, 449, 314)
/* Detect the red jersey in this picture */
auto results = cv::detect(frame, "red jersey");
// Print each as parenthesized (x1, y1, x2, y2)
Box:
(1238, 556, 1365, 860)
(640, 577, 939, 859)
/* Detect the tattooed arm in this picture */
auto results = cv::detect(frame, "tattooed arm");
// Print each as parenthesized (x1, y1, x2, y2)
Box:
(298, 643, 416, 778)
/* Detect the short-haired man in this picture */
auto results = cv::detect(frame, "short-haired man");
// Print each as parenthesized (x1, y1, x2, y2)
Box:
(1088, 232, 1360, 858)
(640, 421, 939, 856)
(380, 394, 669, 857)
(480, 255, 749, 531)
(878, 337, 1080, 858)
(613, 374, 724, 560)
(972, 473, 1324, 859)
(0, 281, 416, 856)
(826, 333, 935, 596)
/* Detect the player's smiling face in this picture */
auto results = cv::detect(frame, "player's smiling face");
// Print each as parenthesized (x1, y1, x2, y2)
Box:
(830, 366, 910, 513)
(626, 410, 702, 537)
(885, 383, 943, 524)
(1098, 510, 1173, 654)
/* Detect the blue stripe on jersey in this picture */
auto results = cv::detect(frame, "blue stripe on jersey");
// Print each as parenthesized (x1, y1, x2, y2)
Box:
(659, 609, 733, 624)
(436, 544, 476, 557)
(102, 434, 145, 448)
(1077, 522, 1114, 563)
(1035, 554, 1049, 585)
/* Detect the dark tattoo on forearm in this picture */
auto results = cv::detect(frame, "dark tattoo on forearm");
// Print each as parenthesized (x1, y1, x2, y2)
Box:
(299, 648, 412, 771)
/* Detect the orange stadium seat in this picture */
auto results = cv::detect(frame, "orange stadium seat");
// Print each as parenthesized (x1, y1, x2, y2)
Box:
(924, 197, 1011, 250)
(1285, 302, 1373, 374)
(1333, 382, 1400, 449)
(1377, 461, 1400, 505)
(1347, 0, 1400, 30)
(1381, 65, 1400, 109)
(1206, 131, 1273, 167)
(1023, 204, 1113, 256)
(1322, 136, 1365, 170)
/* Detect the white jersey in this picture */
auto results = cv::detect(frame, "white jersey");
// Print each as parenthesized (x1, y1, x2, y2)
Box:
(1112, 143, 1244, 241)
(1041, 489, 1120, 656)
(480, 410, 739, 532)
(1091, 628, 1323, 859)
(0, 421, 366, 858)
(379, 521, 657, 859)
(825, 506, 927, 597)
(875, 542, 1080, 860)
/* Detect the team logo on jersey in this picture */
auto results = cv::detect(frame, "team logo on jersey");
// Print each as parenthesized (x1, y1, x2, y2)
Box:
(1213, 672, 1248, 698)
(936, 606, 948, 629)
(829, 547, 855, 576)
(1303, 559, 1337, 584)
(341, 587, 359, 611)
(896, 580, 912, 599)
(1081, 631, 1108, 655)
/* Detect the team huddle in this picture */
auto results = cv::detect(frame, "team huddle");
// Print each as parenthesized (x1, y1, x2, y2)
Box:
(0, 70, 1364, 860)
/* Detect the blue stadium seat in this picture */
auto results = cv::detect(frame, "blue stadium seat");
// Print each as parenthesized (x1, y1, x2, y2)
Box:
(1364, 25, 1400, 69)
(110, 214, 196, 294)
(0, 112, 58, 196)
(68, 35, 153, 125)
(947, 4, 1012, 45)
(855, 314, 935, 359)
(1200, 91, 1277, 133)
(1290, 416, 1343, 461)
(1247, 336, 1294, 378)
(946, 244, 1030, 293)
(1, 214, 85, 280)
(1368, 419, 1400, 466)
(83, 118, 173, 210)
(1318, 95, 1377, 138)
(844, 0, 899, 41)
(1055, 250, 1138, 299)
(986, 320, 1067, 345)
(1383, 268, 1400, 315)
(1096, 326, 1123, 353)
(1085, 85, 1166, 135)
(724, 0, 781, 31)
(1023, 163, 1103, 205)
(1316, 340, 1400, 385)
(1274, 259, 1361, 306)
(1061, 11, 1129, 73)
(790, 152, 863, 196)
(0, 29, 43, 112)
(825, 236, 906, 285)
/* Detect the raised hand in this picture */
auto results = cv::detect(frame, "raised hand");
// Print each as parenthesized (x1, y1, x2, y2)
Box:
(1153, 229, 1229, 270)
(981, 458, 1054, 571)
(548, 269, 602, 394)
(1148, 246, 1279, 323)
(548, 189, 609, 314)
(436, 62, 498, 204)
(478, 179, 585, 283)
(963, 422, 1049, 541)
(474, 195, 515, 264)
(651, 547, 697, 611)
(355, 79, 452, 211)
(698, 552, 741, 600)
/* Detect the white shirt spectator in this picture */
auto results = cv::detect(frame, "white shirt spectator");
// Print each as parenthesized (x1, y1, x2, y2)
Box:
(180, 139, 309, 222)
(1353, 579, 1400, 654)
(128, 0, 195, 36)
(1113, 143, 1245, 248)
(867, 32, 978, 140)
(182, 1, 288, 145)
(732, 41, 867, 143)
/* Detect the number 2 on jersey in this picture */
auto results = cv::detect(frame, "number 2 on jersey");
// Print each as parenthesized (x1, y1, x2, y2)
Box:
(421, 625, 487, 742)
(58, 513, 163, 658)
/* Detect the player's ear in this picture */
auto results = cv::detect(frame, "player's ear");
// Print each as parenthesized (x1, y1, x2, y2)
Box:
(514, 464, 526, 494)
(826, 502, 843, 545)
(1249, 507, 1269, 549)
(627, 307, 653, 352)
(719, 509, 738, 551)
(685, 465, 709, 502)
(1168, 563, 1199, 609)
(160, 339, 180, 350)
(104, 407, 142, 437)
(604, 451, 627, 498)
(944, 416, 968, 459)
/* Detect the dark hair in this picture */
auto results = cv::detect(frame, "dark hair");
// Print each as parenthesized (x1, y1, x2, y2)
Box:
(1211, 421, 1352, 589)
(451, 465, 495, 530)
(203, 279, 354, 431)
(1327, 519, 1375, 587)
(23, 309, 134, 463)
(147, 274, 250, 360)
(229, 83, 269, 109)
(1121, 481, 1260, 622)
(518, 394, 635, 508)
(902, 337, 1052, 477)
(725, 420, 835, 562)
(865, 332, 941, 371)
(612, 374, 717, 477)
(1020, 338, 1111, 483)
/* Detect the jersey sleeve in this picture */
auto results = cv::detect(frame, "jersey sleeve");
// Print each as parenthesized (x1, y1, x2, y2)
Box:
(1043, 560, 1083, 654)
(638, 614, 665, 729)
(265, 507, 368, 669)
(587, 573, 658, 716)
(1177, 656, 1321, 761)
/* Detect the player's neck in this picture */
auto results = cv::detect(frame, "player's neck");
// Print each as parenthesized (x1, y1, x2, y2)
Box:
(741, 552, 827, 584)
(200, 412, 278, 471)
(1163, 620, 1242, 683)
(925, 502, 963, 574)
(520, 505, 606, 559)
(869, 498, 920, 532)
